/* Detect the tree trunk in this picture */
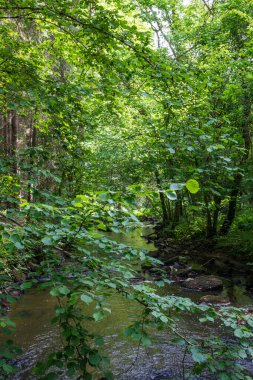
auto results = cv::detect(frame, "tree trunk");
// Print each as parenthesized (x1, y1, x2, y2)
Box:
(212, 196, 221, 235)
(10, 110, 18, 174)
(0, 114, 8, 155)
(204, 193, 214, 237)
(220, 90, 251, 235)
(155, 170, 169, 225)
(27, 123, 37, 202)
(219, 175, 241, 235)
(171, 198, 182, 230)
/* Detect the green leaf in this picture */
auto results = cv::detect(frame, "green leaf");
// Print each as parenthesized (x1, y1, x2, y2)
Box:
(170, 183, 184, 191)
(72, 202, 83, 208)
(97, 222, 107, 231)
(124, 327, 134, 337)
(10, 234, 21, 243)
(76, 194, 89, 202)
(88, 352, 101, 366)
(234, 328, 244, 338)
(141, 336, 152, 346)
(246, 317, 253, 327)
(55, 307, 66, 315)
(165, 190, 177, 200)
(186, 179, 200, 194)
(220, 374, 231, 380)
(95, 337, 104, 346)
(191, 347, 206, 363)
(50, 288, 60, 297)
(5, 295, 17, 303)
(2, 363, 15, 374)
(93, 311, 104, 321)
(14, 241, 25, 250)
(9, 234, 25, 249)
(98, 192, 109, 201)
(50, 286, 70, 297)
(5, 318, 16, 328)
(238, 349, 247, 359)
(20, 281, 33, 290)
(58, 286, 70, 296)
(106, 282, 116, 289)
(160, 315, 168, 323)
(42, 237, 53, 245)
(80, 294, 93, 304)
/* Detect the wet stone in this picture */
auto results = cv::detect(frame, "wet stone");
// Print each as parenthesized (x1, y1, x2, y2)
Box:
(200, 295, 231, 306)
(183, 275, 223, 292)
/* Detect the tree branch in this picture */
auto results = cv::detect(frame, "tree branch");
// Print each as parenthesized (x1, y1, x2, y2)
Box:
(0, 212, 69, 255)
(0, 7, 42, 11)
(0, 6, 156, 68)
(201, 0, 212, 13)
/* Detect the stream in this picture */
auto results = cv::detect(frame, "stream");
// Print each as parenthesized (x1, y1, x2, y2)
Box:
(3, 227, 253, 379)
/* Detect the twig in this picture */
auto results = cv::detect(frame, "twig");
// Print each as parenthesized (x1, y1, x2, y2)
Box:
(200, 258, 215, 267)
(119, 289, 194, 346)
(0, 212, 24, 227)
(115, 315, 146, 377)
(182, 345, 188, 380)
(201, 0, 213, 13)
(0, 212, 69, 256)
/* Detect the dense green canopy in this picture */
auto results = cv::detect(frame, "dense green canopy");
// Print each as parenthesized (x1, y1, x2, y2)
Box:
(0, 1, 253, 379)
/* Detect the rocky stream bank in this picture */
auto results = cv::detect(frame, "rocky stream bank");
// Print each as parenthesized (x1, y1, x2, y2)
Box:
(143, 227, 253, 307)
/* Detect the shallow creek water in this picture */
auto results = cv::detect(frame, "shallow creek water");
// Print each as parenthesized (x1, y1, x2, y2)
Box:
(3, 227, 253, 379)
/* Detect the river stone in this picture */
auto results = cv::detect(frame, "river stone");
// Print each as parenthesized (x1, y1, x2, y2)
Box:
(200, 295, 231, 306)
(183, 275, 223, 291)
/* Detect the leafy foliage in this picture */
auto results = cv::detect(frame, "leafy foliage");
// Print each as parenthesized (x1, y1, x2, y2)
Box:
(0, 0, 253, 379)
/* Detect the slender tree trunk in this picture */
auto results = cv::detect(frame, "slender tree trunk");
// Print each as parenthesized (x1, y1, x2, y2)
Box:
(212, 196, 221, 235)
(10, 110, 18, 174)
(0, 114, 8, 154)
(204, 193, 213, 238)
(165, 198, 172, 220)
(155, 170, 169, 225)
(220, 90, 251, 235)
(3, 116, 8, 155)
(27, 123, 37, 202)
(7, 112, 12, 155)
(171, 198, 182, 230)
(219, 175, 241, 235)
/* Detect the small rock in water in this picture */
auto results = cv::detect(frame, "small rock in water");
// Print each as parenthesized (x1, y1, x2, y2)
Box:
(37, 276, 51, 283)
(200, 295, 231, 306)
(5, 287, 20, 297)
(183, 275, 223, 291)
(129, 277, 145, 284)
